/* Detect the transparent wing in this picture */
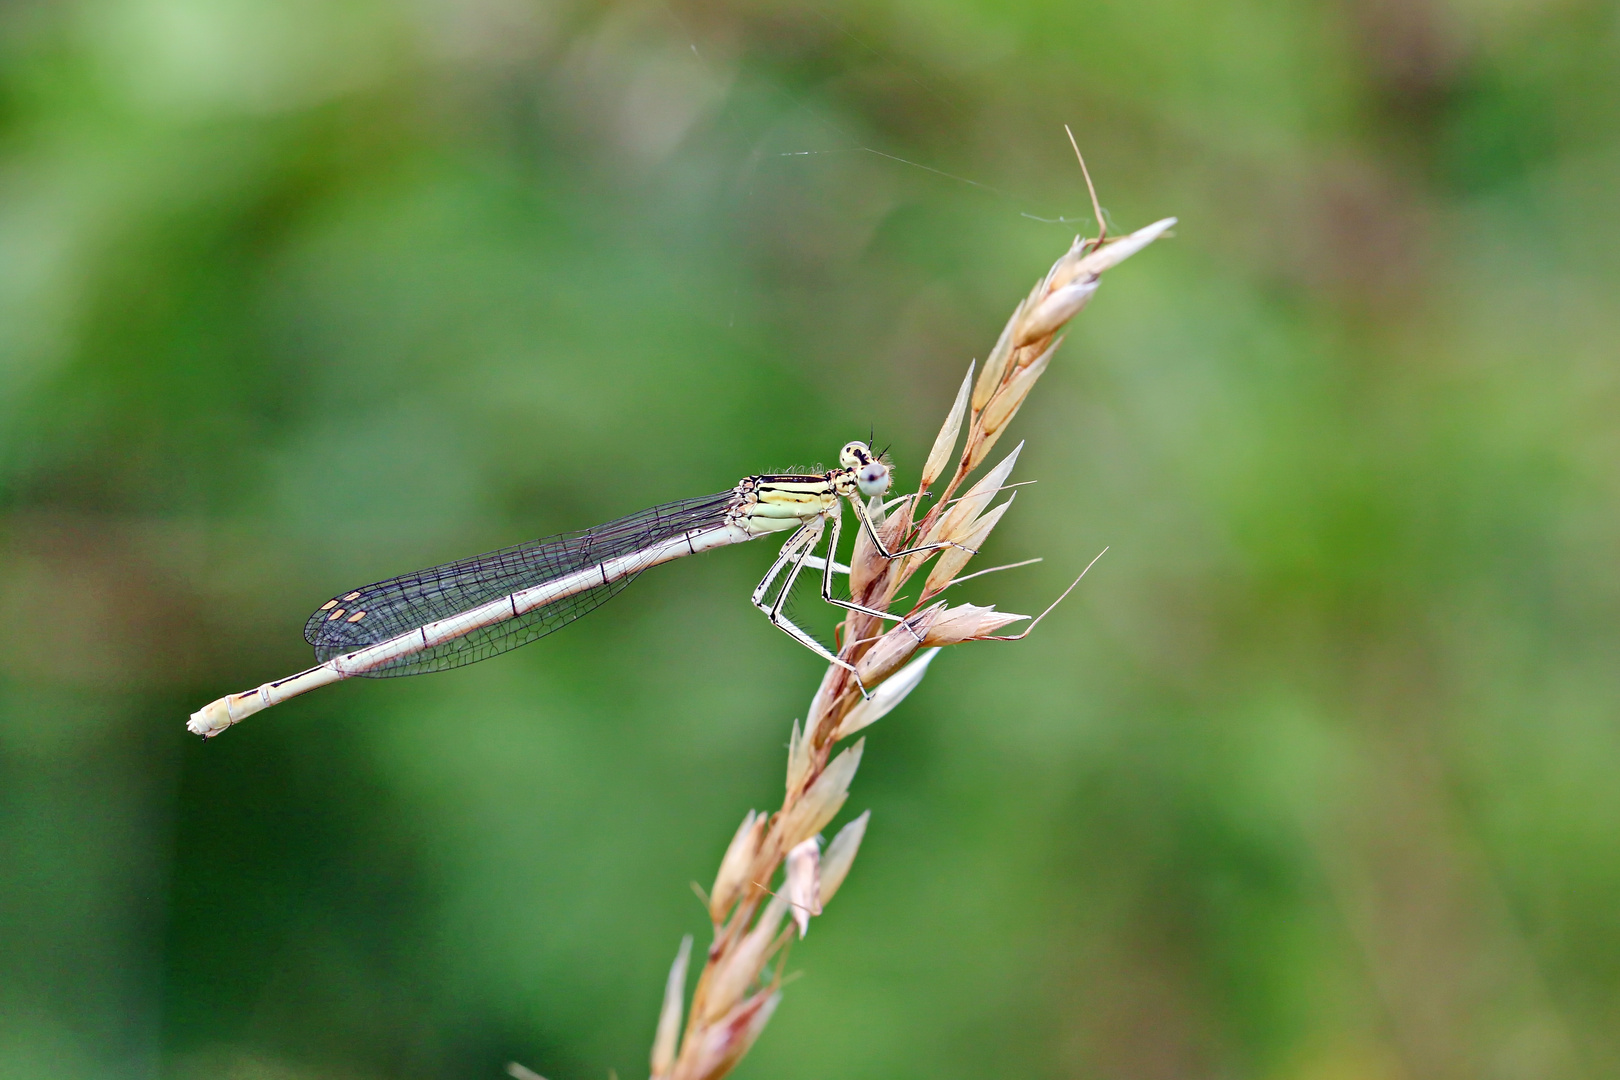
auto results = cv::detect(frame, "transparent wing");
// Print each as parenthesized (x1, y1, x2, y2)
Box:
(304, 491, 736, 677)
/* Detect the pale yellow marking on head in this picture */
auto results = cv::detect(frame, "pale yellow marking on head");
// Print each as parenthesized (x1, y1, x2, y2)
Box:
(840, 441, 874, 469)
(346, 610, 366, 622)
(328, 608, 346, 620)
(343, 592, 362, 601)
(320, 600, 339, 610)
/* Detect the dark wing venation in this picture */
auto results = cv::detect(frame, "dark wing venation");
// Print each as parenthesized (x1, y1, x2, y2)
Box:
(305, 490, 736, 675)
(345, 575, 637, 678)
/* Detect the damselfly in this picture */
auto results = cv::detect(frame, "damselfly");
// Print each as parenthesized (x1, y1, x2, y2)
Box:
(189, 441, 957, 736)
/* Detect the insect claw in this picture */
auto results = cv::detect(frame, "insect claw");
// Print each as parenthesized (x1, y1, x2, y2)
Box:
(842, 662, 872, 700)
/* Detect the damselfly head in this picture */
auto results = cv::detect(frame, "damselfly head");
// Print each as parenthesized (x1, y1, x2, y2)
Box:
(841, 441, 892, 498)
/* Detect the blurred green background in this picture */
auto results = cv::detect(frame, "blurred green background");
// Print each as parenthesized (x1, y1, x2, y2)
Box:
(3, 0, 1618, 1077)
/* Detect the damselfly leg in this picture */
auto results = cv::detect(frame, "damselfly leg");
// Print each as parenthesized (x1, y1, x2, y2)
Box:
(750, 491, 968, 690)
(849, 494, 975, 562)
(816, 507, 926, 639)
(750, 518, 872, 691)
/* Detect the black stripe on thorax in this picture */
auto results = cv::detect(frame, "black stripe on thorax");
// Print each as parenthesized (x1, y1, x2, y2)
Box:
(752, 473, 835, 485)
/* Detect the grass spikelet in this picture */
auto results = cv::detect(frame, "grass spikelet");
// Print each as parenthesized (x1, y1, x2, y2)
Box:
(922, 495, 1015, 599)
(650, 936, 692, 1079)
(708, 812, 763, 924)
(921, 361, 975, 491)
(833, 649, 939, 740)
(817, 811, 870, 904)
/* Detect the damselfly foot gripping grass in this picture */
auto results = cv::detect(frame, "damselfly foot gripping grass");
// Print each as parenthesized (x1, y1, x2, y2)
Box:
(188, 441, 959, 737)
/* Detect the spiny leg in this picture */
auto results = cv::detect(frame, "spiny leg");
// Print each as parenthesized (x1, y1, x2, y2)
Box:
(753, 516, 870, 696)
(750, 518, 831, 652)
(767, 516, 822, 628)
(751, 521, 820, 609)
(817, 508, 923, 639)
(849, 492, 974, 561)
(799, 553, 849, 575)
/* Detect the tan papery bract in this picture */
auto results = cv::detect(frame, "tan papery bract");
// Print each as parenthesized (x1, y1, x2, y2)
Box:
(803, 661, 849, 740)
(921, 362, 974, 492)
(851, 613, 936, 687)
(918, 443, 1023, 565)
(818, 810, 870, 906)
(1042, 233, 1090, 292)
(700, 894, 788, 1023)
(833, 648, 939, 741)
(709, 811, 764, 924)
(922, 496, 1014, 600)
(969, 344, 1056, 471)
(679, 990, 781, 1080)
(785, 719, 811, 794)
(921, 604, 1030, 647)
(778, 739, 864, 849)
(972, 302, 1024, 414)
(784, 837, 822, 938)
(1016, 280, 1097, 348)
(1074, 217, 1177, 277)
(651, 935, 693, 1078)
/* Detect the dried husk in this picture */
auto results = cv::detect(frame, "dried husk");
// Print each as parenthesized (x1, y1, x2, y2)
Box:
(833, 648, 939, 740)
(921, 604, 1030, 647)
(784, 837, 822, 937)
(920, 362, 974, 492)
(682, 990, 781, 1080)
(922, 496, 1014, 599)
(709, 811, 765, 923)
(778, 740, 864, 848)
(701, 894, 788, 1022)
(651, 935, 693, 1078)
(966, 343, 1055, 471)
(818, 811, 871, 905)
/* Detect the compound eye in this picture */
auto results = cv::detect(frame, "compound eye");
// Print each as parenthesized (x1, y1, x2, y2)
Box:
(840, 441, 870, 468)
(856, 461, 890, 498)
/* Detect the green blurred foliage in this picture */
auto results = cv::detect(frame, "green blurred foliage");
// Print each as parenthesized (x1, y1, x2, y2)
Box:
(2, 0, 1618, 1078)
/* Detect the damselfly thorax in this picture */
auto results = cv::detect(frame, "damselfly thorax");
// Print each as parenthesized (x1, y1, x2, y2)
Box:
(189, 441, 957, 737)
(732, 475, 841, 533)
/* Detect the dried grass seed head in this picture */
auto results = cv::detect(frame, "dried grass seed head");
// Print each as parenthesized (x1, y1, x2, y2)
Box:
(654, 210, 1175, 1080)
